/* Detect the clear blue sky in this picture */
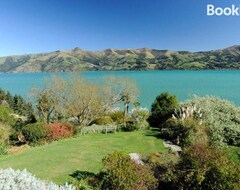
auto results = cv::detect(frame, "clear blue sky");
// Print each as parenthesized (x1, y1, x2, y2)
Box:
(0, 0, 240, 56)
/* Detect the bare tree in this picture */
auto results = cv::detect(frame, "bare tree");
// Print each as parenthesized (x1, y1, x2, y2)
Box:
(63, 76, 105, 125)
(31, 74, 139, 126)
(103, 76, 139, 114)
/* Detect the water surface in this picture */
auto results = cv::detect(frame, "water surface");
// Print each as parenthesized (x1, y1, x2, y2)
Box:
(0, 70, 239, 108)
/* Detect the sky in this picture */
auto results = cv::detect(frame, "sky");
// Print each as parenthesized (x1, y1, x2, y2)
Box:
(0, 0, 240, 56)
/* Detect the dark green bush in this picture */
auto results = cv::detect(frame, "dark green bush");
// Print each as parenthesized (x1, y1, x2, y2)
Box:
(22, 122, 47, 144)
(101, 151, 157, 190)
(148, 92, 179, 128)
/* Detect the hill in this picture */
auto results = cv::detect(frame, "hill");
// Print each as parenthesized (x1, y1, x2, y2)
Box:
(0, 46, 240, 73)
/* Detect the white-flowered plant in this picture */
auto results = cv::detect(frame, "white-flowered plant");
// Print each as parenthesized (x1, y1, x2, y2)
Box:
(0, 168, 75, 190)
(182, 96, 240, 146)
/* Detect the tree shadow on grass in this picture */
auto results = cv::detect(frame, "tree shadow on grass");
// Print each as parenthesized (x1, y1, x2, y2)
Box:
(145, 128, 162, 139)
(69, 170, 96, 181)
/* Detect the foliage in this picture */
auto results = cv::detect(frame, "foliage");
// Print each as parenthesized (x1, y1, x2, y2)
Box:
(0, 168, 75, 190)
(12, 95, 34, 117)
(68, 171, 96, 190)
(0, 145, 7, 155)
(131, 107, 149, 121)
(32, 75, 139, 126)
(22, 122, 47, 144)
(102, 76, 139, 115)
(68, 178, 93, 190)
(148, 92, 179, 128)
(101, 151, 157, 190)
(45, 123, 75, 141)
(174, 143, 240, 190)
(183, 96, 240, 146)
(80, 124, 117, 135)
(107, 108, 124, 124)
(129, 107, 150, 130)
(0, 123, 11, 146)
(91, 116, 114, 125)
(0, 88, 34, 118)
(0, 104, 16, 126)
(144, 152, 179, 190)
(160, 118, 208, 147)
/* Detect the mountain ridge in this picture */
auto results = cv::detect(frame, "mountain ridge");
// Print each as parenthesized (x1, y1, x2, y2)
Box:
(0, 45, 240, 73)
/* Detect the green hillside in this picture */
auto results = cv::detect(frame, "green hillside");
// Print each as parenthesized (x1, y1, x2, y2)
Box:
(0, 45, 240, 73)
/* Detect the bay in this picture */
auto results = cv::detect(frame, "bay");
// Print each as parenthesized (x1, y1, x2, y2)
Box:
(0, 70, 239, 108)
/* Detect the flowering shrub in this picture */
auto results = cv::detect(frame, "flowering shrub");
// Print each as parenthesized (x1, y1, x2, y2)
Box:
(183, 96, 240, 146)
(45, 123, 74, 141)
(0, 168, 75, 190)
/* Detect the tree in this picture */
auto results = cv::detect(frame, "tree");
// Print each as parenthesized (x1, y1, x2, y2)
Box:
(5, 91, 14, 108)
(32, 75, 139, 126)
(148, 92, 179, 128)
(30, 76, 67, 123)
(103, 76, 139, 124)
(63, 76, 105, 125)
(0, 88, 5, 103)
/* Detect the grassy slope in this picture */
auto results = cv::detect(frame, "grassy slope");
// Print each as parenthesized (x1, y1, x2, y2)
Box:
(1, 45, 240, 72)
(0, 131, 167, 184)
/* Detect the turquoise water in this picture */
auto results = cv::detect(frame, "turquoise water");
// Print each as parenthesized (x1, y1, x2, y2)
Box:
(0, 71, 240, 108)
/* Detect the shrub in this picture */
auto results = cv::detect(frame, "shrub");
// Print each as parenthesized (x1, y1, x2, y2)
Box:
(22, 122, 47, 144)
(129, 107, 150, 131)
(0, 168, 75, 190)
(148, 92, 179, 128)
(101, 151, 157, 190)
(0, 145, 7, 155)
(144, 152, 179, 190)
(0, 105, 16, 126)
(0, 123, 11, 146)
(91, 116, 114, 125)
(131, 107, 150, 121)
(160, 118, 208, 147)
(107, 108, 124, 124)
(183, 96, 240, 146)
(45, 123, 74, 141)
(174, 143, 240, 190)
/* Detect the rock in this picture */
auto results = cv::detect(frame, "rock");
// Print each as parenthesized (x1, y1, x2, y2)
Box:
(129, 153, 144, 165)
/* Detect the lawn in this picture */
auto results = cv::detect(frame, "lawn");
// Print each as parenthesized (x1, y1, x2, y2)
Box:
(0, 131, 167, 184)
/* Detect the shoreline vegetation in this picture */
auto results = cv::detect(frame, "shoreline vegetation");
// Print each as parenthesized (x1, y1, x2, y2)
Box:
(0, 74, 239, 189)
(1, 45, 240, 73)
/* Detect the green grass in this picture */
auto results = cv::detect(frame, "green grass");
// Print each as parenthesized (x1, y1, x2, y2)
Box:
(0, 131, 166, 184)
